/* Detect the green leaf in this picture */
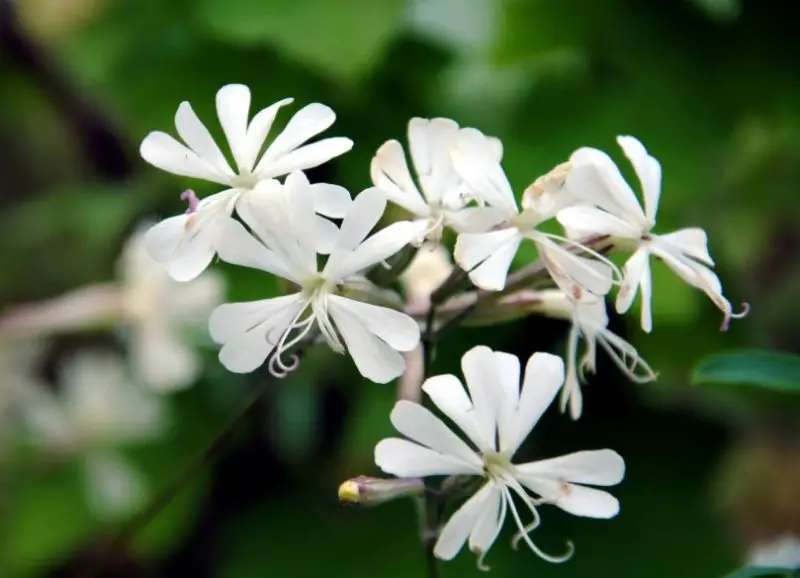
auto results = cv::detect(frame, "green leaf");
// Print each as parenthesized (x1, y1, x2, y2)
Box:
(193, 0, 405, 82)
(692, 350, 800, 393)
(726, 566, 797, 578)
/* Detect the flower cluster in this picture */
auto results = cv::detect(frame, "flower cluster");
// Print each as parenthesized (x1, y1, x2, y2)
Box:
(135, 84, 746, 569)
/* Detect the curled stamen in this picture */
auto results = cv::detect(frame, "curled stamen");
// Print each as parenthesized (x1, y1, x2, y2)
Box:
(502, 486, 573, 563)
(720, 301, 751, 332)
(180, 189, 200, 214)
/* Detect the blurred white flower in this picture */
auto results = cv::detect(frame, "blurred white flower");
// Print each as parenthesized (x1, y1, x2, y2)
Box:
(371, 117, 502, 244)
(209, 176, 420, 383)
(119, 226, 224, 392)
(375, 345, 625, 568)
(20, 351, 166, 519)
(748, 535, 800, 569)
(534, 290, 657, 420)
(451, 128, 617, 294)
(140, 84, 353, 281)
(399, 245, 454, 309)
(558, 135, 748, 333)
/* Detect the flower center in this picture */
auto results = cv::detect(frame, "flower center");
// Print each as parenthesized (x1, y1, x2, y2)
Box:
(483, 450, 515, 481)
(229, 170, 259, 189)
(509, 209, 542, 231)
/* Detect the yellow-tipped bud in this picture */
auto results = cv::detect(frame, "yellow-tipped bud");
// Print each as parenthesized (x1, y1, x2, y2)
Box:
(337, 475, 425, 507)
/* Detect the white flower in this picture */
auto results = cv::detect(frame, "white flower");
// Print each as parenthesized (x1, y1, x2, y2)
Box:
(534, 290, 657, 420)
(370, 117, 503, 245)
(119, 226, 224, 392)
(140, 84, 353, 281)
(748, 535, 800, 569)
(374, 345, 625, 568)
(558, 135, 748, 333)
(209, 177, 421, 383)
(451, 128, 617, 294)
(20, 351, 166, 519)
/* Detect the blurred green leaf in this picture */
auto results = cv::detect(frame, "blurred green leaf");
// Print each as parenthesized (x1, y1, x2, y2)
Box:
(726, 566, 797, 578)
(692, 350, 800, 393)
(193, 0, 405, 82)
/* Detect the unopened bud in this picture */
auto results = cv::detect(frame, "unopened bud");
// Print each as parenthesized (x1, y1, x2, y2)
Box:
(338, 475, 425, 506)
(400, 246, 454, 309)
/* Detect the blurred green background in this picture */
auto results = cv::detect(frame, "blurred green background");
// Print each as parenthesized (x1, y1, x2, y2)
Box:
(1, 0, 799, 576)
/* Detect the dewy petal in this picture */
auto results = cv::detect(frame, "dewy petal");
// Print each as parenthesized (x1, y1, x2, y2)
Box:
(455, 228, 521, 291)
(370, 139, 430, 216)
(375, 438, 482, 478)
(617, 136, 661, 224)
(451, 128, 517, 214)
(615, 248, 652, 332)
(515, 449, 626, 486)
(132, 321, 199, 392)
(214, 218, 296, 280)
(174, 101, 234, 179)
(460, 345, 501, 452)
(310, 182, 352, 218)
(326, 299, 408, 383)
(389, 400, 483, 468)
(509, 352, 564, 455)
(215, 84, 251, 172)
(516, 476, 620, 519)
(556, 205, 641, 240)
(567, 149, 646, 226)
(421, 374, 486, 450)
(326, 296, 420, 352)
(140, 132, 229, 185)
(434, 482, 497, 561)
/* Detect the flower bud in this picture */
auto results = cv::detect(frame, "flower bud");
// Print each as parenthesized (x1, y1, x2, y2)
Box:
(400, 246, 454, 309)
(338, 475, 425, 507)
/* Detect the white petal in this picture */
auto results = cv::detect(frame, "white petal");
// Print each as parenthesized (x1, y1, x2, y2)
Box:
(214, 218, 295, 279)
(333, 187, 387, 251)
(208, 294, 303, 344)
(326, 300, 408, 383)
(515, 450, 625, 486)
(454, 228, 518, 272)
(310, 182, 352, 218)
(174, 101, 234, 178)
(468, 483, 504, 559)
(535, 235, 613, 297)
(566, 151, 645, 225)
(460, 345, 500, 451)
(166, 271, 225, 322)
(327, 296, 420, 352)
(142, 214, 189, 263)
(451, 128, 517, 214)
(240, 98, 293, 171)
(509, 352, 564, 455)
(657, 227, 714, 266)
(370, 139, 429, 216)
(445, 205, 509, 234)
(615, 248, 652, 332)
(215, 84, 251, 171)
(314, 215, 340, 255)
(421, 374, 485, 450)
(434, 482, 497, 560)
(389, 400, 483, 468)
(617, 136, 661, 223)
(408, 117, 460, 204)
(493, 351, 521, 451)
(139, 132, 229, 185)
(465, 235, 521, 292)
(326, 220, 417, 280)
(517, 476, 620, 519)
(261, 102, 336, 160)
(132, 321, 199, 392)
(556, 205, 642, 239)
(260, 138, 354, 179)
(374, 438, 480, 477)
(165, 233, 217, 283)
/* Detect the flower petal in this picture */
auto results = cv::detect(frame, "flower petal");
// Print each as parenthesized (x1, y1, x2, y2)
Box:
(460, 345, 501, 452)
(535, 235, 613, 297)
(421, 374, 485, 450)
(327, 296, 420, 352)
(139, 132, 228, 185)
(214, 218, 295, 280)
(374, 438, 480, 477)
(215, 84, 251, 172)
(657, 227, 714, 266)
(556, 205, 642, 239)
(615, 248, 652, 332)
(493, 351, 521, 451)
(326, 220, 417, 280)
(388, 400, 483, 468)
(257, 137, 353, 178)
(310, 182, 352, 218)
(468, 483, 504, 561)
(617, 136, 661, 223)
(174, 101, 234, 179)
(515, 449, 625, 486)
(434, 482, 497, 560)
(455, 228, 521, 291)
(451, 128, 517, 214)
(408, 117, 461, 204)
(516, 476, 620, 519)
(261, 102, 336, 160)
(445, 205, 508, 234)
(370, 139, 429, 216)
(165, 232, 217, 283)
(314, 215, 340, 255)
(509, 352, 564, 455)
(333, 186, 387, 251)
(240, 98, 293, 171)
(208, 294, 303, 344)
(132, 321, 199, 392)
